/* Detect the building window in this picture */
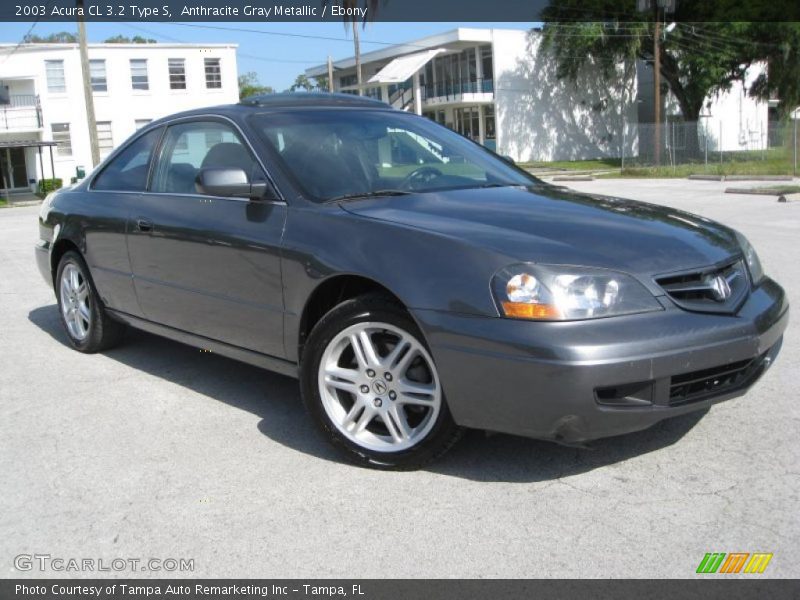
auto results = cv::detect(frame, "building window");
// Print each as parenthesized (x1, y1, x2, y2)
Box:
(45, 60, 66, 93)
(89, 59, 107, 92)
(134, 119, 152, 130)
(130, 59, 149, 91)
(51, 123, 72, 156)
(168, 58, 186, 90)
(204, 58, 222, 89)
(96, 121, 113, 156)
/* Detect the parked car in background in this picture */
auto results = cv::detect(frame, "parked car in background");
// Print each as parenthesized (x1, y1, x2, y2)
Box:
(35, 94, 788, 469)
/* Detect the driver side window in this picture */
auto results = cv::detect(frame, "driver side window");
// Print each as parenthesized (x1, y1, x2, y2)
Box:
(151, 120, 262, 195)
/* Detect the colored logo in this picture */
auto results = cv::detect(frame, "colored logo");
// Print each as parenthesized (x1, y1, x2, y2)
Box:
(696, 552, 773, 574)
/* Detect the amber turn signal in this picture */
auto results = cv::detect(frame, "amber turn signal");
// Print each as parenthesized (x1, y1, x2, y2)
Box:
(501, 301, 561, 320)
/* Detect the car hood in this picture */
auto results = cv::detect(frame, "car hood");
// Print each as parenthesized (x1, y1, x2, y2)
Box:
(339, 184, 741, 277)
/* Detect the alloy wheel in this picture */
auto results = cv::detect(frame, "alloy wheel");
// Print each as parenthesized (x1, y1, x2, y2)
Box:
(318, 321, 442, 452)
(60, 263, 91, 341)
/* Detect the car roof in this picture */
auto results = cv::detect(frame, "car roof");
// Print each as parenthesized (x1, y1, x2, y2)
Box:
(145, 92, 392, 127)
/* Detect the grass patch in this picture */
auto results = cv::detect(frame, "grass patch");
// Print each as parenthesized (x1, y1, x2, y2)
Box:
(520, 151, 795, 178)
(597, 159, 796, 179)
(0, 197, 8, 208)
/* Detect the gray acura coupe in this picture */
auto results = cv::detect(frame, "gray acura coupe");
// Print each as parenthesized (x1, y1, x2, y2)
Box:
(36, 93, 788, 468)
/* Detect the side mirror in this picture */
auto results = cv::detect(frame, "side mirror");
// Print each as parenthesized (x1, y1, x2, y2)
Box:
(501, 154, 516, 165)
(195, 168, 273, 201)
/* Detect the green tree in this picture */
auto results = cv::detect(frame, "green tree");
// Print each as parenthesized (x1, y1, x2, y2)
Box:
(238, 72, 274, 99)
(290, 74, 314, 92)
(23, 31, 77, 43)
(314, 75, 329, 91)
(104, 35, 157, 43)
(541, 2, 800, 155)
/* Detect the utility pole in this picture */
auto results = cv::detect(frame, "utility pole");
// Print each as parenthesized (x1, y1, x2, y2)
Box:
(76, 0, 100, 167)
(352, 21, 362, 96)
(327, 55, 334, 93)
(653, 3, 661, 167)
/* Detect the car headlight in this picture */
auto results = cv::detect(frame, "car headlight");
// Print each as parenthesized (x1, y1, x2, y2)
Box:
(492, 264, 663, 321)
(734, 231, 764, 285)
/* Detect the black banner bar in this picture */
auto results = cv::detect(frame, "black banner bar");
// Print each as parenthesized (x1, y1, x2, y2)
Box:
(2, 580, 800, 600)
(2, 0, 800, 22)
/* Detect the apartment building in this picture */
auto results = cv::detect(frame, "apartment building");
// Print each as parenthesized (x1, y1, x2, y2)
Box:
(307, 27, 770, 162)
(0, 42, 238, 193)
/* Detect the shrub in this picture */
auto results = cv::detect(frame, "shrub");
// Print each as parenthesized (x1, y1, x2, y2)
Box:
(37, 178, 63, 195)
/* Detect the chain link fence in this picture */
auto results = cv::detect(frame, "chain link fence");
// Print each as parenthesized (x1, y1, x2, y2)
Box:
(621, 120, 799, 175)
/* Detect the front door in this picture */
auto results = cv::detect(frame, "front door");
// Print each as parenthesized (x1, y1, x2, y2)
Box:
(127, 118, 287, 359)
(0, 147, 28, 189)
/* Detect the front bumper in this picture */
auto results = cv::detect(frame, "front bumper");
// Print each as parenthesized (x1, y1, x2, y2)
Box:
(413, 277, 789, 443)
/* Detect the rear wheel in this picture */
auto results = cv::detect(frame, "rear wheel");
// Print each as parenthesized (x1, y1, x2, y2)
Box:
(56, 251, 125, 353)
(301, 294, 462, 469)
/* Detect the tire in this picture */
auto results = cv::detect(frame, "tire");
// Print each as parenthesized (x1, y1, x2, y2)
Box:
(300, 294, 463, 470)
(55, 250, 125, 353)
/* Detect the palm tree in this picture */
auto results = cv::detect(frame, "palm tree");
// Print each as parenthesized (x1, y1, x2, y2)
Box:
(324, 0, 381, 96)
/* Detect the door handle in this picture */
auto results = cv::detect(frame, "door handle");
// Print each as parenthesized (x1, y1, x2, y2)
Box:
(136, 218, 153, 233)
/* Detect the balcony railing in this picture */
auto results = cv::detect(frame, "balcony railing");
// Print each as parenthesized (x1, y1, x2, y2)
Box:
(422, 78, 494, 102)
(1, 95, 42, 130)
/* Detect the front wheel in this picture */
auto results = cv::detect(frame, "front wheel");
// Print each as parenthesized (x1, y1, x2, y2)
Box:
(300, 295, 462, 469)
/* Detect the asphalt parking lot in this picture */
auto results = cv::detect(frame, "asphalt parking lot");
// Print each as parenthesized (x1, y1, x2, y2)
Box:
(1, 179, 798, 579)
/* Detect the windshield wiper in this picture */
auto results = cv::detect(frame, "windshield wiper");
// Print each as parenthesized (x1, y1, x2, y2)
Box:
(327, 189, 414, 203)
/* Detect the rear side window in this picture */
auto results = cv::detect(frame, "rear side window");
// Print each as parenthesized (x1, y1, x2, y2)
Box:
(93, 128, 162, 192)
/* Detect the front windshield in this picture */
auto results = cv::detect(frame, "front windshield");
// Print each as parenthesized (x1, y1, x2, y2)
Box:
(250, 109, 533, 202)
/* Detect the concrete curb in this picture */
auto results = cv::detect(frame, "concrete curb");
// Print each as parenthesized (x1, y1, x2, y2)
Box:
(778, 193, 800, 203)
(688, 174, 725, 181)
(552, 175, 595, 182)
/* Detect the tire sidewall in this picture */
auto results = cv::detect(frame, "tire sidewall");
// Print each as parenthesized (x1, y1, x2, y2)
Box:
(300, 296, 458, 469)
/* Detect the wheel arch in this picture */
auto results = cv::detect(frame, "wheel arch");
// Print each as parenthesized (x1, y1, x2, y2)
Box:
(297, 274, 412, 362)
(50, 238, 82, 285)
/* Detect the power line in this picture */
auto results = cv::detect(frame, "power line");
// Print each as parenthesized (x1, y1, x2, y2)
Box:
(171, 22, 434, 49)
(124, 23, 319, 63)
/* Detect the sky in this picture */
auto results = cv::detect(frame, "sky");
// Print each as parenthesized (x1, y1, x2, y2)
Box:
(1, 21, 530, 91)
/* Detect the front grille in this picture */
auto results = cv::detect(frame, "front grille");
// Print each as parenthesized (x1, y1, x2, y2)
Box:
(656, 260, 749, 314)
(668, 354, 765, 406)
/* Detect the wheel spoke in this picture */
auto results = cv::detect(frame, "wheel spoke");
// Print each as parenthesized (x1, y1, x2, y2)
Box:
(383, 338, 411, 370)
(69, 268, 80, 293)
(394, 346, 419, 376)
(342, 399, 365, 428)
(349, 333, 370, 369)
(353, 407, 374, 433)
(78, 302, 91, 323)
(389, 406, 412, 440)
(358, 330, 381, 366)
(324, 363, 358, 382)
(325, 376, 357, 395)
(76, 282, 88, 301)
(60, 278, 71, 304)
(398, 378, 436, 398)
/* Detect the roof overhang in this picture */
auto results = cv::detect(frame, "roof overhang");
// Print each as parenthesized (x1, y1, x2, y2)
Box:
(367, 49, 445, 85)
(0, 140, 57, 148)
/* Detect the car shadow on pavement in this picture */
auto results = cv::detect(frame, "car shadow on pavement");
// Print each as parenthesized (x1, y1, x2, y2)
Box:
(29, 304, 707, 483)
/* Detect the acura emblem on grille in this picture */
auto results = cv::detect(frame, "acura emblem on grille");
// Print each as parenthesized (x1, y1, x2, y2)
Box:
(708, 273, 732, 301)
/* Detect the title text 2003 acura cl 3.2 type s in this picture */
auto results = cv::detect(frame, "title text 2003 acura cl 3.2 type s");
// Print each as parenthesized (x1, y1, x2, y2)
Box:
(36, 93, 788, 469)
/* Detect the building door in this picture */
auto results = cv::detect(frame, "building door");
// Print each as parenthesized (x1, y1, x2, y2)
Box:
(0, 147, 28, 189)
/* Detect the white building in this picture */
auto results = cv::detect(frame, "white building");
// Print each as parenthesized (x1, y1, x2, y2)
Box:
(307, 27, 771, 163)
(0, 42, 239, 193)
